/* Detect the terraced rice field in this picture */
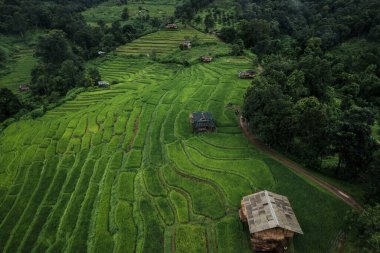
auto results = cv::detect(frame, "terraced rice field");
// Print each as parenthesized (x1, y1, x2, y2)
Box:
(0, 48, 36, 94)
(117, 27, 217, 56)
(0, 31, 350, 253)
(82, 0, 177, 25)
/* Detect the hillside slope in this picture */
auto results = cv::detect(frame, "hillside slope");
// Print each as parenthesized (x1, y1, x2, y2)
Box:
(0, 29, 351, 253)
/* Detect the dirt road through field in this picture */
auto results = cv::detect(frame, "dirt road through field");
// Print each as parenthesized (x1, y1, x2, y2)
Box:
(239, 116, 363, 210)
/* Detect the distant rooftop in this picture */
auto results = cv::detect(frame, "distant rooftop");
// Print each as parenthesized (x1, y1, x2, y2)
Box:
(241, 190, 303, 234)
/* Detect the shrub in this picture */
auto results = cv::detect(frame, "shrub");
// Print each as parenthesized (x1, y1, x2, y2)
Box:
(30, 107, 45, 119)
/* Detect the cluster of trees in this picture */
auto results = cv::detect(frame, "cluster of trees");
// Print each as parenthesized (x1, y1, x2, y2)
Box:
(0, 0, 106, 35)
(345, 204, 380, 251)
(235, 0, 379, 184)
(0, 88, 22, 122)
(232, 0, 380, 50)
(30, 30, 90, 96)
(192, 8, 236, 32)
(174, 0, 215, 20)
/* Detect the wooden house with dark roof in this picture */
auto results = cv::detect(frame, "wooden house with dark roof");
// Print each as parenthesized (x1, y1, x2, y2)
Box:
(239, 190, 303, 252)
(180, 41, 191, 50)
(189, 112, 216, 133)
(238, 70, 256, 79)
(19, 84, 29, 92)
(166, 23, 178, 29)
(97, 80, 110, 88)
(201, 56, 213, 63)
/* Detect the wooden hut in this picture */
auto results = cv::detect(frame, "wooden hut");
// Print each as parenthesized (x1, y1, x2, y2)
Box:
(97, 80, 110, 88)
(189, 112, 216, 133)
(238, 70, 256, 79)
(180, 41, 191, 50)
(19, 84, 29, 92)
(239, 190, 303, 252)
(166, 23, 178, 29)
(201, 56, 213, 63)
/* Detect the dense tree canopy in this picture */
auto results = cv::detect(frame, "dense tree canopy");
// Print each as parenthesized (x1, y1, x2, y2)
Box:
(346, 204, 380, 252)
(237, 0, 379, 179)
(0, 88, 22, 121)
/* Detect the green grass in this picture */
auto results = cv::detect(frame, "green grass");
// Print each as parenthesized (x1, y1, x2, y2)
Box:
(0, 33, 38, 99)
(0, 28, 357, 253)
(169, 191, 189, 223)
(174, 225, 207, 253)
(216, 216, 251, 253)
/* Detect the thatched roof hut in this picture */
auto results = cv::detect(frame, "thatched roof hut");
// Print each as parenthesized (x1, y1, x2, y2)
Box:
(239, 190, 303, 252)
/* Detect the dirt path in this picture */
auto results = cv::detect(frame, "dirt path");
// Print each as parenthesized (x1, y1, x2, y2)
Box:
(239, 116, 363, 210)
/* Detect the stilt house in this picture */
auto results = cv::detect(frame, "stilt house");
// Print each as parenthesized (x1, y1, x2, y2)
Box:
(238, 70, 256, 79)
(166, 23, 178, 29)
(189, 112, 216, 133)
(97, 81, 110, 88)
(180, 41, 191, 50)
(239, 190, 303, 252)
(201, 56, 213, 63)
(19, 84, 29, 92)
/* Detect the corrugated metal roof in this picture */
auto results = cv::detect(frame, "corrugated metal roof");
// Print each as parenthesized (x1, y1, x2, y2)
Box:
(242, 190, 303, 234)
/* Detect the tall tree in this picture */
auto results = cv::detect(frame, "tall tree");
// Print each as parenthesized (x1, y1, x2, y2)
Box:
(35, 30, 72, 65)
(333, 106, 376, 179)
(204, 14, 215, 32)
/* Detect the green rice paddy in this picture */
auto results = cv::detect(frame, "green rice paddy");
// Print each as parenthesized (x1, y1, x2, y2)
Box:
(0, 29, 351, 253)
(0, 47, 36, 93)
(117, 27, 218, 56)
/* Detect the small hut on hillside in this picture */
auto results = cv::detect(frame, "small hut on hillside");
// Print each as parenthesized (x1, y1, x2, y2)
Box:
(19, 84, 29, 92)
(166, 23, 178, 29)
(97, 80, 110, 88)
(180, 41, 191, 50)
(189, 112, 216, 133)
(238, 70, 256, 79)
(239, 190, 303, 252)
(201, 56, 213, 63)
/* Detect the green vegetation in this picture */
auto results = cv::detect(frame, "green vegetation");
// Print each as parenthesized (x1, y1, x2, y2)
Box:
(0, 0, 370, 248)
(216, 216, 251, 253)
(117, 27, 218, 56)
(82, 0, 176, 25)
(174, 225, 207, 253)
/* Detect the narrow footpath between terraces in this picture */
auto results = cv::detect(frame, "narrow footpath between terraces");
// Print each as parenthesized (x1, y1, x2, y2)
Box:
(239, 116, 363, 211)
